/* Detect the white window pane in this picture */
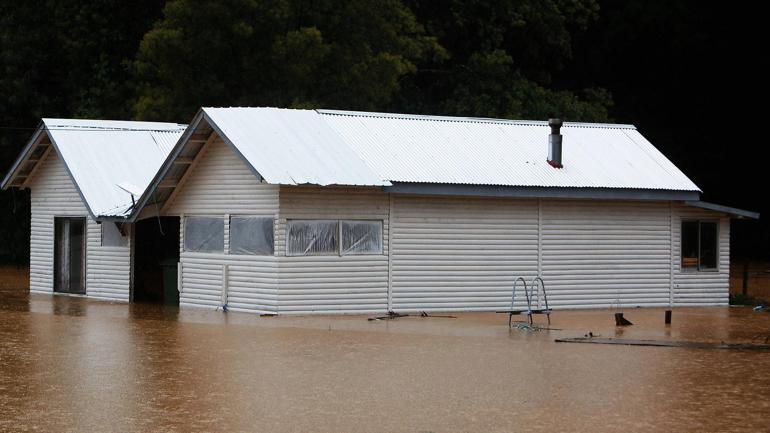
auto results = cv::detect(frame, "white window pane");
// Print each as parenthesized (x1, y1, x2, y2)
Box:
(287, 220, 338, 256)
(341, 220, 382, 255)
(230, 217, 274, 255)
(184, 217, 224, 252)
(101, 222, 128, 247)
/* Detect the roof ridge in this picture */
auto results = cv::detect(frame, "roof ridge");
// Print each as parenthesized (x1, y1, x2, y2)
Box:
(41, 118, 187, 132)
(316, 109, 636, 130)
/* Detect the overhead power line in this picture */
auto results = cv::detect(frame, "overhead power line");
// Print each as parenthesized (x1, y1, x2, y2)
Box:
(0, 125, 186, 132)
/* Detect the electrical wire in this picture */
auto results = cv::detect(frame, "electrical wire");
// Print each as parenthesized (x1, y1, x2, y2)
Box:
(0, 125, 185, 132)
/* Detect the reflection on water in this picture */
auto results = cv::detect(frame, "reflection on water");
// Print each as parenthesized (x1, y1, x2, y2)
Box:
(1, 286, 769, 433)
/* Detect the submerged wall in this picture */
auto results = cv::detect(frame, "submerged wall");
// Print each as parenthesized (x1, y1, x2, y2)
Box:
(27, 148, 131, 300)
(159, 138, 730, 314)
(165, 138, 279, 313)
(276, 186, 389, 314)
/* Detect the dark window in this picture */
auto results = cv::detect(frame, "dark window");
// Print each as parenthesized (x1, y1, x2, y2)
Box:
(229, 216, 274, 255)
(184, 217, 224, 253)
(681, 221, 699, 269)
(699, 222, 718, 269)
(681, 221, 718, 270)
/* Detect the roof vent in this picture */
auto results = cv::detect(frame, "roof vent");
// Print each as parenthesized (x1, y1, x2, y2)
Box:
(547, 118, 563, 168)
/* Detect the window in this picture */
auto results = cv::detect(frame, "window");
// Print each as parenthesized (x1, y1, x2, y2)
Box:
(681, 221, 718, 270)
(286, 220, 338, 256)
(341, 220, 383, 255)
(184, 217, 224, 252)
(229, 216, 274, 255)
(101, 222, 128, 247)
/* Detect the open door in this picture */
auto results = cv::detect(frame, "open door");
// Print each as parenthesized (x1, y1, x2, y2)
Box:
(54, 217, 86, 294)
(133, 217, 180, 305)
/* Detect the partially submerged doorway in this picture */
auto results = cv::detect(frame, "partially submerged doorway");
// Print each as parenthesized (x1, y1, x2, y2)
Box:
(133, 217, 180, 304)
(54, 217, 86, 294)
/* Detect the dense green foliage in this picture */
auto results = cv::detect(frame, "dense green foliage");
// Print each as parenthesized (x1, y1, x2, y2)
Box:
(131, 0, 608, 122)
(0, 0, 763, 263)
(132, 0, 446, 120)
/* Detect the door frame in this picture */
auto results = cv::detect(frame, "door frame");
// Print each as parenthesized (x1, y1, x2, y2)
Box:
(53, 216, 87, 294)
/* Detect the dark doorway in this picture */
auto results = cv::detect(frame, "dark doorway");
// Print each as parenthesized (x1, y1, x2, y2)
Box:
(54, 217, 86, 294)
(133, 217, 180, 304)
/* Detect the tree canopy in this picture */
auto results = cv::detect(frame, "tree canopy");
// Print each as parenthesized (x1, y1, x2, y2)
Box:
(131, 0, 610, 122)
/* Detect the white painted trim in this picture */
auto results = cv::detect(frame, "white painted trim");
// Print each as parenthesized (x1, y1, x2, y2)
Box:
(669, 201, 674, 307)
(387, 193, 394, 312)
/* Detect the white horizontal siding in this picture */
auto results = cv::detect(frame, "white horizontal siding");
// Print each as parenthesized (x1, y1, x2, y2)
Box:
(86, 222, 131, 301)
(391, 196, 539, 312)
(672, 204, 730, 306)
(541, 200, 672, 308)
(169, 137, 280, 312)
(165, 137, 279, 215)
(277, 186, 389, 314)
(26, 148, 130, 300)
(178, 253, 224, 308)
(27, 148, 88, 293)
(226, 258, 279, 313)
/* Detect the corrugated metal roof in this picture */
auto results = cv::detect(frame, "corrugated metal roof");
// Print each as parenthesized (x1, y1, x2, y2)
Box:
(319, 109, 700, 191)
(42, 119, 185, 217)
(198, 107, 699, 192)
(202, 107, 390, 186)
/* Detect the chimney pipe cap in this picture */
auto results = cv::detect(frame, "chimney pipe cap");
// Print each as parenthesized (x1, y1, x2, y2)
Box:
(548, 118, 563, 134)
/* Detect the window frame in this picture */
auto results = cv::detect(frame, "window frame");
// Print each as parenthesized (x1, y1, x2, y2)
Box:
(681, 219, 719, 272)
(228, 215, 275, 256)
(285, 219, 386, 256)
(285, 219, 340, 256)
(183, 216, 225, 253)
(340, 220, 384, 256)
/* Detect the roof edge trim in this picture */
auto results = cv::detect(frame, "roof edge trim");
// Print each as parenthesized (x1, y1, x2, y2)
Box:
(129, 110, 207, 222)
(684, 201, 759, 219)
(385, 182, 701, 201)
(1, 122, 46, 189)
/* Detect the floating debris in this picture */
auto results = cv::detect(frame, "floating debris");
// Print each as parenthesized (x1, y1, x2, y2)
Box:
(614, 312, 633, 326)
(510, 321, 562, 332)
(367, 311, 457, 321)
(555, 337, 770, 351)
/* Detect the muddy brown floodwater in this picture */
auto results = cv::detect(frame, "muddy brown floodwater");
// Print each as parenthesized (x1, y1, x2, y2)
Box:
(1, 286, 770, 433)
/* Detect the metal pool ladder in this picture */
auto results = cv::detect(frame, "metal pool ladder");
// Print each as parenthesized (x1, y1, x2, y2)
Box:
(497, 276, 552, 326)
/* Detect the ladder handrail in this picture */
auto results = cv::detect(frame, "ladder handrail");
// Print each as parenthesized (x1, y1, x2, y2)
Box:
(511, 276, 527, 310)
(530, 276, 549, 311)
(523, 276, 534, 314)
(509, 277, 527, 327)
(530, 276, 551, 325)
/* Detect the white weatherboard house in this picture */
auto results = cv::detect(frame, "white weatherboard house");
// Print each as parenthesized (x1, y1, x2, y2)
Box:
(3, 108, 758, 314)
(2, 119, 185, 301)
(131, 107, 756, 314)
